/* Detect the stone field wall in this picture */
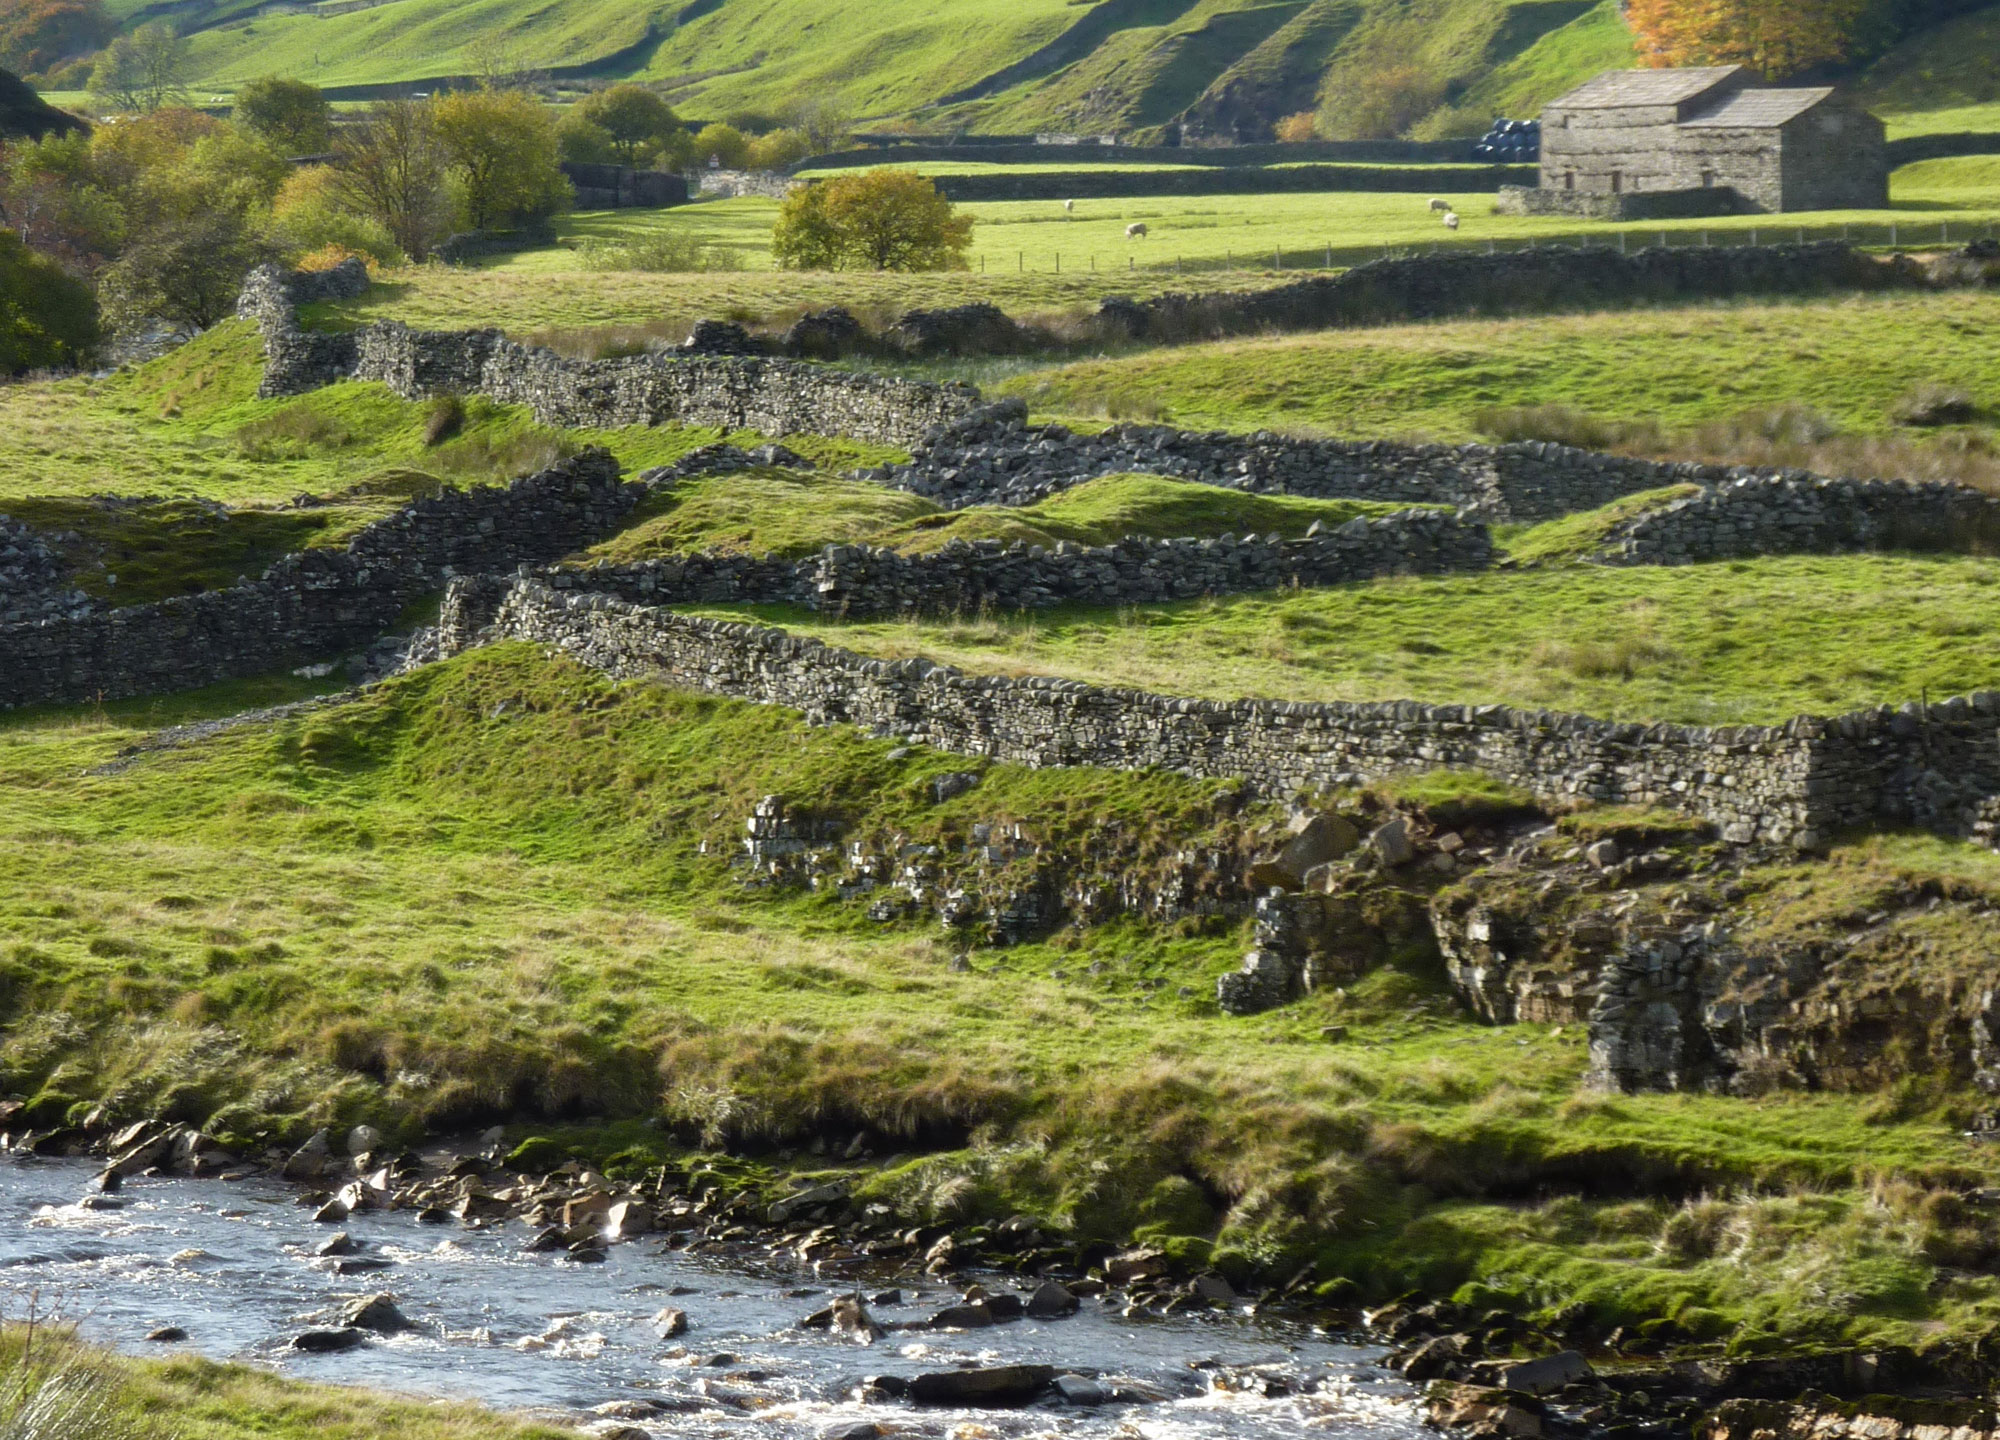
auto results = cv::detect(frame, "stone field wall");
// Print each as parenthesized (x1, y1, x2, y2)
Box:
(1600, 473, 2000, 564)
(0, 452, 638, 709)
(556, 508, 1493, 617)
(446, 577, 2000, 848)
(867, 403, 1761, 522)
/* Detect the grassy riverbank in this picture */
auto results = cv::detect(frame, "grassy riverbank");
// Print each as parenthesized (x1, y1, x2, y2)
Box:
(8, 648, 2000, 1357)
(0, 1326, 581, 1440)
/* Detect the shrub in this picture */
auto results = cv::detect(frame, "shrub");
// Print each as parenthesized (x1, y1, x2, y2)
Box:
(98, 208, 271, 335)
(1274, 111, 1319, 144)
(1891, 383, 1977, 427)
(691, 121, 749, 169)
(271, 164, 404, 268)
(772, 169, 972, 272)
(0, 228, 97, 372)
(571, 84, 682, 167)
(233, 75, 331, 156)
(575, 231, 742, 273)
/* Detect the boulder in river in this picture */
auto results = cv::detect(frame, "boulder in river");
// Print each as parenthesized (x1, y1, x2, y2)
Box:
(341, 1293, 415, 1333)
(651, 1307, 689, 1339)
(908, 1364, 1057, 1405)
(1026, 1280, 1079, 1318)
(1054, 1373, 1110, 1405)
(282, 1129, 331, 1182)
(291, 1327, 366, 1353)
(144, 1326, 187, 1343)
(315, 1232, 358, 1257)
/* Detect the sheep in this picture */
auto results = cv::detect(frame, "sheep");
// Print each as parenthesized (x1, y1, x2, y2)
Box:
(1428, 198, 1452, 212)
(1443, 211, 1461, 231)
(1125, 221, 1148, 239)
(1063, 199, 1075, 215)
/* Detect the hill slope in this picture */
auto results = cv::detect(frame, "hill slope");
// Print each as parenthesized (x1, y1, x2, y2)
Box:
(89, 0, 1996, 141)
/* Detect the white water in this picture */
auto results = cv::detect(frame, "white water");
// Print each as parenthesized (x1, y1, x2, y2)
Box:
(0, 1155, 1425, 1437)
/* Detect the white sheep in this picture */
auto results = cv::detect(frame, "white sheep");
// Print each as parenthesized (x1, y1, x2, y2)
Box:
(1125, 221, 1148, 239)
(1429, 198, 1452, 212)
(1443, 211, 1461, 230)
(1063, 199, 1075, 215)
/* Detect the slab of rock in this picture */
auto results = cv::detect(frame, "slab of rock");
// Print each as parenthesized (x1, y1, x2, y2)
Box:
(1025, 1280, 1079, 1318)
(1053, 1373, 1111, 1405)
(1428, 1382, 1543, 1438)
(908, 1364, 1057, 1406)
(1371, 816, 1415, 867)
(1478, 1350, 1592, 1396)
(145, 1326, 187, 1342)
(651, 1307, 689, 1339)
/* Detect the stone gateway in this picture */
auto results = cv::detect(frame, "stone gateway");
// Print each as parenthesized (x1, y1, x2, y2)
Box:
(1504, 66, 1887, 217)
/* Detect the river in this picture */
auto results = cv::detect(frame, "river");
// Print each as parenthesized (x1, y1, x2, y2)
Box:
(0, 1155, 1423, 1437)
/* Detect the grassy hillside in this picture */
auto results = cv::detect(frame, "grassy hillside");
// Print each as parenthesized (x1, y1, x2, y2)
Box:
(1856, 3, 2000, 127)
(12, 643, 2000, 1353)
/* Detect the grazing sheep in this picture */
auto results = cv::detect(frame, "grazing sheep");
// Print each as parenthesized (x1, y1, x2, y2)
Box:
(1428, 198, 1452, 212)
(1125, 221, 1148, 239)
(1063, 199, 1075, 215)
(1443, 211, 1461, 230)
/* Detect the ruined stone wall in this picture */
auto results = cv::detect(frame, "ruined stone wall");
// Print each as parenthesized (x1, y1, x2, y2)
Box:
(866, 404, 1753, 522)
(0, 452, 639, 709)
(450, 579, 2000, 846)
(1601, 474, 2000, 564)
(557, 510, 1493, 617)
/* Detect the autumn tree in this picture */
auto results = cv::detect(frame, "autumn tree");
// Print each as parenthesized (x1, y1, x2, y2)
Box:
(772, 169, 971, 272)
(1626, 0, 1875, 78)
(333, 98, 449, 260)
(0, 0, 110, 79)
(234, 75, 332, 155)
(430, 86, 568, 230)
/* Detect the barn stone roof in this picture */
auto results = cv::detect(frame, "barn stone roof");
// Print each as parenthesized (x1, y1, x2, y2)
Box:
(1680, 87, 1837, 128)
(1547, 66, 1746, 109)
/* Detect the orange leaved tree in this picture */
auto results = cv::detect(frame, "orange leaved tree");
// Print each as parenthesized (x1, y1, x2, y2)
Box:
(1625, 0, 1875, 78)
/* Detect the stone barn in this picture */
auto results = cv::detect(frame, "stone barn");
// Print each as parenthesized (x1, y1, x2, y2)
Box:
(1508, 66, 1887, 217)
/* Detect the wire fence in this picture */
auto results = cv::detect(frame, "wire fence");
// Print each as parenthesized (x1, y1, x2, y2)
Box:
(975, 216, 2000, 278)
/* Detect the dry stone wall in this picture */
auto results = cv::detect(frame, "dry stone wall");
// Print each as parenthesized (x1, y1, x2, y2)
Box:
(237, 257, 985, 449)
(446, 578, 2000, 848)
(1601, 474, 2000, 564)
(557, 510, 1492, 617)
(0, 452, 638, 709)
(865, 404, 1747, 523)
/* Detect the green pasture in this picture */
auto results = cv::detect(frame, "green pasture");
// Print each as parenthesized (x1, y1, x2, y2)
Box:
(998, 289, 2000, 441)
(698, 549, 2000, 728)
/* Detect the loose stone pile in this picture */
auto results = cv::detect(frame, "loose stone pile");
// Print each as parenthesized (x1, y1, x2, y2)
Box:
(0, 514, 88, 624)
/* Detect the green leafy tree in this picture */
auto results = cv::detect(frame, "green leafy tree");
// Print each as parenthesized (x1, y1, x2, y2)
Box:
(772, 169, 971, 272)
(98, 207, 268, 334)
(87, 21, 189, 112)
(234, 75, 332, 155)
(430, 86, 568, 230)
(0, 225, 96, 368)
(333, 97, 449, 260)
(555, 111, 616, 164)
(572, 83, 680, 166)
(691, 121, 748, 169)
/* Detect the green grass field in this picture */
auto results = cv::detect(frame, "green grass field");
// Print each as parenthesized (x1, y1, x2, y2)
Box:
(702, 549, 2000, 727)
(996, 290, 2000, 441)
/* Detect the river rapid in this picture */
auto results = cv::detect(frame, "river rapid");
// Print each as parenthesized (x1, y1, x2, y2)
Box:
(0, 1154, 1424, 1438)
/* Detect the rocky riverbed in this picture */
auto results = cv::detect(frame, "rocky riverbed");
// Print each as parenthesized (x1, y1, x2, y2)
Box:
(0, 1153, 1425, 1439)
